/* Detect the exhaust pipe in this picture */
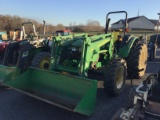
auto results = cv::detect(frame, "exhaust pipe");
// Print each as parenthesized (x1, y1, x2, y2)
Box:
(43, 20, 46, 38)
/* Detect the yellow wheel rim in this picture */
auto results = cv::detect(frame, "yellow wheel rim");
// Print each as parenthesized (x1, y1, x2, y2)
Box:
(39, 57, 50, 69)
(139, 44, 147, 76)
(115, 66, 124, 89)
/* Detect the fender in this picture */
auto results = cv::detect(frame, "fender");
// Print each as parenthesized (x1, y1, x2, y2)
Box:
(118, 36, 139, 58)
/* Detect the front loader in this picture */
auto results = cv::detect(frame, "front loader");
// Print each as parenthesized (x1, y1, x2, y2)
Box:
(0, 11, 148, 116)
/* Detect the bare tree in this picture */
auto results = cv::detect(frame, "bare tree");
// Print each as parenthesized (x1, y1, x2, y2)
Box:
(0, 14, 104, 36)
(85, 19, 102, 32)
(56, 24, 65, 30)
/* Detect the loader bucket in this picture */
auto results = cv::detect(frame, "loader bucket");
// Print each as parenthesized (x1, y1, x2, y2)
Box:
(0, 65, 20, 82)
(3, 67, 97, 116)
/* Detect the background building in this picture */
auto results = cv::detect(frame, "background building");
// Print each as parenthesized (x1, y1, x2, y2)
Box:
(150, 19, 160, 31)
(111, 16, 158, 31)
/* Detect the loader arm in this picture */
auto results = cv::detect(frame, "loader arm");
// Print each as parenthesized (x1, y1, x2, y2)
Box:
(80, 33, 113, 77)
(50, 33, 88, 71)
(50, 33, 114, 77)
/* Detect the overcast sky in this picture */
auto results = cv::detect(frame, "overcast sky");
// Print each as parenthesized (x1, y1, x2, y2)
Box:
(0, 0, 160, 26)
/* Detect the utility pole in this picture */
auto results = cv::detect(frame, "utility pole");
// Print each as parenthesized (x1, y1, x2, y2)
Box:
(137, 9, 139, 17)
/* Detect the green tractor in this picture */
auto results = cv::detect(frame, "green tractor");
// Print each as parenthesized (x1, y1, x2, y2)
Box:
(0, 11, 147, 116)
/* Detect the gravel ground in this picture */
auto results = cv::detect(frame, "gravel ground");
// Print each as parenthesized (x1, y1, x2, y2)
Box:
(0, 48, 159, 120)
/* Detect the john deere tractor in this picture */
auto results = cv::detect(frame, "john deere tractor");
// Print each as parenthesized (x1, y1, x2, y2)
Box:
(0, 11, 147, 116)
(0, 21, 51, 70)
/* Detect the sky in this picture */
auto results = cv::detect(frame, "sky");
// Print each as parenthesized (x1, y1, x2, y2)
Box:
(0, 0, 160, 26)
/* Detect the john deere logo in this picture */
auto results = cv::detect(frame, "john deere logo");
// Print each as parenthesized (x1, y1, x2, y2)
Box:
(22, 51, 29, 57)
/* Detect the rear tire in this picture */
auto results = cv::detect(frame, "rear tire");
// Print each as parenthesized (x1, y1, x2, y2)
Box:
(127, 41, 148, 78)
(104, 58, 127, 96)
(31, 52, 51, 70)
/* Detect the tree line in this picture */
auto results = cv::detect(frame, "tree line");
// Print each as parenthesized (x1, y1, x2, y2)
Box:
(0, 14, 104, 35)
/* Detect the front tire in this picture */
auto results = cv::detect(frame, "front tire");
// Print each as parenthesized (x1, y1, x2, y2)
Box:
(104, 58, 127, 96)
(31, 52, 51, 70)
